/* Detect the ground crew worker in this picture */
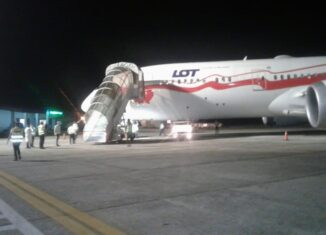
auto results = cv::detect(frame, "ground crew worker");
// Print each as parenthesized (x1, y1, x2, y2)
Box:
(24, 123, 32, 148)
(67, 122, 78, 144)
(53, 121, 61, 146)
(8, 122, 24, 161)
(126, 119, 134, 141)
(67, 124, 74, 144)
(159, 122, 165, 136)
(214, 120, 222, 135)
(38, 121, 46, 149)
(30, 124, 36, 147)
(72, 122, 78, 142)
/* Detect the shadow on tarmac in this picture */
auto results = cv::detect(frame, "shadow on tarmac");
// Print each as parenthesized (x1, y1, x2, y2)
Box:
(22, 160, 59, 162)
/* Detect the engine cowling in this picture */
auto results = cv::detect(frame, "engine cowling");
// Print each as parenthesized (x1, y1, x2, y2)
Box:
(306, 82, 326, 128)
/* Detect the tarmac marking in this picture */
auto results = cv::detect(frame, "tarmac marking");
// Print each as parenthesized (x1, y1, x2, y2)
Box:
(0, 197, 43, 234)
(0, 170, 125, 235)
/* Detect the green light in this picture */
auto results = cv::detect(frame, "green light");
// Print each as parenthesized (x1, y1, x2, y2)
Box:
(46, 109, 64, 117)
(49, 110, 63, 115)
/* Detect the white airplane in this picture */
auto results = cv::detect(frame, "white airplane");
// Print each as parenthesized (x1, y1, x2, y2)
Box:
(81, 55, 326, 142)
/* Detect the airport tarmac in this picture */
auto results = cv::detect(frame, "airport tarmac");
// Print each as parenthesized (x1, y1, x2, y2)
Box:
(0, 128, 325, 235)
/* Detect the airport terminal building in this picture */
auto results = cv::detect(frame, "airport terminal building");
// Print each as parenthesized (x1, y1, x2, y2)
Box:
(0, 108, 65, 137)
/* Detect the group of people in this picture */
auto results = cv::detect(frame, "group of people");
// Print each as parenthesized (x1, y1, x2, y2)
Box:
(8, 121, 79, 161)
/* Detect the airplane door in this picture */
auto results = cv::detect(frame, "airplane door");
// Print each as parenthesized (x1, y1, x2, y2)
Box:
(251, 70, 267, 91)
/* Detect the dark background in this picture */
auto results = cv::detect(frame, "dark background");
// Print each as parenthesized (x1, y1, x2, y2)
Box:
(1, 1, 326, 113)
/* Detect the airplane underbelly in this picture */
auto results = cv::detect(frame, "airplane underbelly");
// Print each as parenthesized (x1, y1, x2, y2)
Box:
(127, 85, 285, 120)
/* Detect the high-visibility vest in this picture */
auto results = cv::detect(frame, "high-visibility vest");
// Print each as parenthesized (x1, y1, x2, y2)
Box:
(38, 125, 45, 135)
(10, 127, 23, 143)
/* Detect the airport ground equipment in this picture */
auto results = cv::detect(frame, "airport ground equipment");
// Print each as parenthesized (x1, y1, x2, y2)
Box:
(82, 62, 143, 143)
(170, 121, 193, 140)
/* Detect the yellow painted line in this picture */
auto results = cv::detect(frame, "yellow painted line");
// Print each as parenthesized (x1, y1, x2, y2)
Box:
(0, 170, 124, 235)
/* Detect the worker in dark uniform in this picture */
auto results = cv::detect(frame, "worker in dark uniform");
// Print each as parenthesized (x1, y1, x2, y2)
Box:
(126, 119, 134, 141)
(8, 122, 24, 161)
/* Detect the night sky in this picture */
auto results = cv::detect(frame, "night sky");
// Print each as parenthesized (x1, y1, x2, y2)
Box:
(1, 1, 326, 113)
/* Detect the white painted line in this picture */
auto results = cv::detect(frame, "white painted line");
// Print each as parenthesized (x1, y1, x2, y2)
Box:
(0, 224, 15, 232)
(0, 198, 43, 235)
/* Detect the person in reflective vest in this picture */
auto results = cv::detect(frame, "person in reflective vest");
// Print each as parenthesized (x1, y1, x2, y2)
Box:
(8, 122, 24, 161)
(38, 121, 46, 149)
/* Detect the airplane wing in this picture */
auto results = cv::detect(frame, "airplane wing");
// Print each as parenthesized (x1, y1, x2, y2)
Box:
(269, 86, 307, 116)
(269, 81, 326, 128)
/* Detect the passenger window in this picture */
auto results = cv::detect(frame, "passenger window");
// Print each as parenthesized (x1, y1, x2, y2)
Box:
(287, 74, 291, 79)
(280, 75, 284, 80)
(274, 75, 278, 80)
(228, 77, 231, 82)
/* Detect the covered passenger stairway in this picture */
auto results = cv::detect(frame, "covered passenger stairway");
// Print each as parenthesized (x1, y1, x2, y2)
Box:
(82, 62, 143, 143)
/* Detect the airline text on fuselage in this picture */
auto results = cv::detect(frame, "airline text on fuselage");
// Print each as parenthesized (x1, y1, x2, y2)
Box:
(172, 69, 200, 78)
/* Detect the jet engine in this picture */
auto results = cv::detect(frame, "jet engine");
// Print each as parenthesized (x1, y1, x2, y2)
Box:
(306, 82, 326, 128)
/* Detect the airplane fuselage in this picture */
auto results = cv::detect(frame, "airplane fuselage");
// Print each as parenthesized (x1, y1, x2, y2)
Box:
(126, 56, 326, 121)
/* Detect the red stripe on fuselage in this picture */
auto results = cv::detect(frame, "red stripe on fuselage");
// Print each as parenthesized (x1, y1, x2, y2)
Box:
(145, 74, 326, 92)
(136, 64, 326, 104)
(200, 63, 326, 80)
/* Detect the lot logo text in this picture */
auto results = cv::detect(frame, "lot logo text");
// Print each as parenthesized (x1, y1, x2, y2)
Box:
(172, 69, 200, 78)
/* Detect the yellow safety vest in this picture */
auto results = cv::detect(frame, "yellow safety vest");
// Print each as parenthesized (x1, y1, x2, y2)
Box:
(38, 125, 45, 135)
(10, 127, 23, 143)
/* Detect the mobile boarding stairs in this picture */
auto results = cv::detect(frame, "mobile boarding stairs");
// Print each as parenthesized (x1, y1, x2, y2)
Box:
(82, 62, 144, 143)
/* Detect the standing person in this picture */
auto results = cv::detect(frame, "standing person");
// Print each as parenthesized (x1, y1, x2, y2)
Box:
(159, 122, 165, 136)
(8, 122, 24, 161)
(38, 121, 46, 149)
(72, 122, 78, 143)
(24, 124, 32, 148)
(67, 124, 73, 144)
(214, 120, 222, 135)
(30, 124, 36, 147)
(53, 121, 61, 146)
(67, 123, 77, 144)
(126, 119, 134, 141)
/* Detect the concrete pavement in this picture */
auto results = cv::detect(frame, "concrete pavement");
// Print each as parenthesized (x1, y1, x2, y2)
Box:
(0, 128, 325, 234)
